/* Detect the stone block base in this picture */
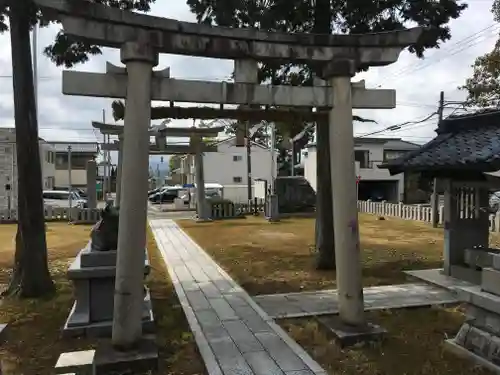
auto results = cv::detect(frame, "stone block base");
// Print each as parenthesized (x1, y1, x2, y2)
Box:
(316, 315, 386, 348)
(449, 265, 482, 285)
(94, 334, 158, 375)
(63, 289, 155, 338)
(195, 217, 213, 223)
(266, 216, 280, 223)
(446, 306, 500, 373)
(445, 338, 500, 374)
(482, 268, 500, 296)
(54, 350, 95, 375)
(464, 248, 500, 269)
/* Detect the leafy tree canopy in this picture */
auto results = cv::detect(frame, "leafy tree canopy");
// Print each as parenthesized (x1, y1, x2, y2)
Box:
(105, 0, 466, 176)
(187, 0, 467, 84)
(462, 0, 500, 107)
(0, 0, 155, 68)
(182, 0, 467, 158)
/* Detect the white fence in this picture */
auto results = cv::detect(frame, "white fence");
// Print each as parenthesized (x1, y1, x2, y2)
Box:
(358, 200, 441, 223)
(222, 185, 256, 203)
(0, 207, 100, 224)
(357, 200, 500, 233)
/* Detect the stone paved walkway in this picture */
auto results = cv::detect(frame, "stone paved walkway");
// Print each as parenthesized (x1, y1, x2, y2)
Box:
(149, 219, 327, 375)
(254, 283, 458, 319)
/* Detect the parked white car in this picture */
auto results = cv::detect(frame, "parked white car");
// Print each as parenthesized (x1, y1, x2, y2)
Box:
(43, 190, 88, 209)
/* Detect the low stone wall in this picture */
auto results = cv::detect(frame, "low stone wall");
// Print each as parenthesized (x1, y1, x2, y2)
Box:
(0, 207, 101, 224)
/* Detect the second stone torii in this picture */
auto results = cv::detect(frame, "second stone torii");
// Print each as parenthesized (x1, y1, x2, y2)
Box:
(92, 120, 223, 219)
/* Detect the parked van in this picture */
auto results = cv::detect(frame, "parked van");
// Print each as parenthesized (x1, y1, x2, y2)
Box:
(43, 190, 88, 208)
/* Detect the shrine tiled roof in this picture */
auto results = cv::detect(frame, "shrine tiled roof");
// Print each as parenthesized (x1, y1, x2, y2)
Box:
(380, 109, 500, 175)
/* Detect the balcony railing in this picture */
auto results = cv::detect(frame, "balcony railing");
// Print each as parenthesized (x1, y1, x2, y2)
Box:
(359, 160, 384, 169)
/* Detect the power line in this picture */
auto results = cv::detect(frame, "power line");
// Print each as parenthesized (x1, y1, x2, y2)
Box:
(392, 23, 499, 78)
(375, 23, 500, 87)
(356, 111, 438, 138)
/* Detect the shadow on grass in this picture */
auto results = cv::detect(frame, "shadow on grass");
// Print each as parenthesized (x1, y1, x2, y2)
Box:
(0, 280, 99, 374)
(0, 224, 206, 375)
(179, 215, 446, 295)
(208, 243, 443, 295)
(280, 307, 489, 375)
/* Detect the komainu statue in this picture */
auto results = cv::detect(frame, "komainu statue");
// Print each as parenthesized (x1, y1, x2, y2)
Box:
(90, 204, 120, 252)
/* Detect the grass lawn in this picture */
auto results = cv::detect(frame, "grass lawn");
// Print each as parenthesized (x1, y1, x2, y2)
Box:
(179, 214, 496, 375)
(280, 307, 490, 375)
(179, 214, 450, 295)
(0, 223, 205, 375)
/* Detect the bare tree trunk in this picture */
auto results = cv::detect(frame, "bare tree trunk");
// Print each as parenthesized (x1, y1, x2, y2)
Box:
(313, 0, 335, 270)
(315, 120, 335, 269)
(3, 0, 54, 298)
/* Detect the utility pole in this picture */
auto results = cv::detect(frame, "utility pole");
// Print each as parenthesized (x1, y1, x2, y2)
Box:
(270, 123, 276, 192)
(246, 121, 252, 201)
(102, 109, 107, 201)
(431, 91, 445, 228)
(68, 145, 73, 221)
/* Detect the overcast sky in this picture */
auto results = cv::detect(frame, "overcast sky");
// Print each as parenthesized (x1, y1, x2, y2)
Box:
(0, 0, 496, 165)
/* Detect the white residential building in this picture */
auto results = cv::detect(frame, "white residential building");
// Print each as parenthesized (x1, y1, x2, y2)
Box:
(0, 128, 56, 209)
(177, 136, 277, 202)
(50, 142, 99, 188)
(303, 137, 420, 202)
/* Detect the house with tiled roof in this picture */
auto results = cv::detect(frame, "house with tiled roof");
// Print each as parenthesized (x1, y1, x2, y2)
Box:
(380, 108, 500, 284)
(381, 109, 500, 179)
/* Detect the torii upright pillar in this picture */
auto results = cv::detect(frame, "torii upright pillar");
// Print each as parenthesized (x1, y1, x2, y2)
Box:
(322, 60, 385, 343)
(112, 41, 158, 349)
(193, 136, 210, 221)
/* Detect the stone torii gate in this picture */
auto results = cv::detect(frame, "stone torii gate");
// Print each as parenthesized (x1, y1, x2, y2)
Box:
(34, 0, 422, 355)
(92, 121, 223, 219)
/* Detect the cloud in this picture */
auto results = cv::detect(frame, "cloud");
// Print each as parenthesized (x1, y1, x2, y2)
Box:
(0, 0, 495, 164)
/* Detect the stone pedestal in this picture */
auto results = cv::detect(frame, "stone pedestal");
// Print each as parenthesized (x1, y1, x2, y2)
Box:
(446, 253, 500, 373)
(266, 194, 280, 222)
(63, 245, 155, 338)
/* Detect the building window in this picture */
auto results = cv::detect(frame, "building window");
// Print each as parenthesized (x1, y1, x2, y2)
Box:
(383, 150, 406, 161)
(354, 150, 369, 168)
(233, 155, 243, 162)
(55, 153, 92, 170)
(233, 176, 243, 183)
